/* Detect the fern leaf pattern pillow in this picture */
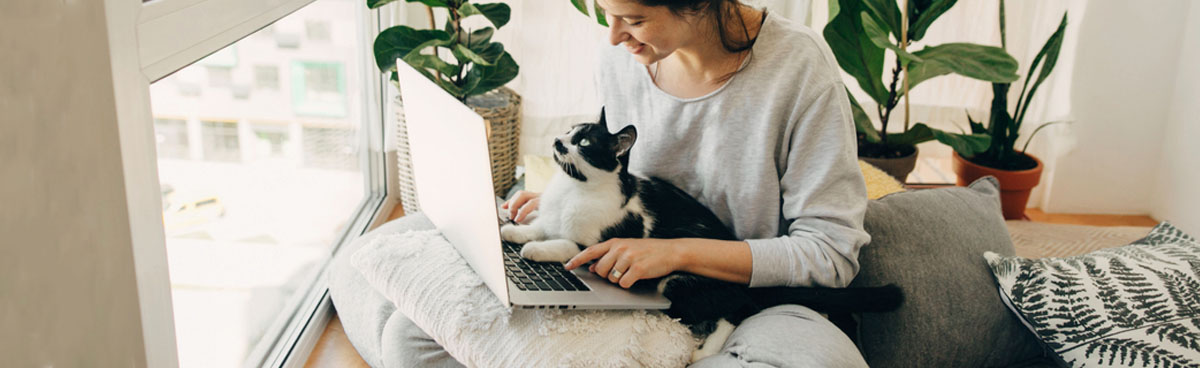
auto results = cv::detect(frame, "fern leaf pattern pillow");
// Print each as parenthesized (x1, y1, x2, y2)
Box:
(985, 222, 1200, 368)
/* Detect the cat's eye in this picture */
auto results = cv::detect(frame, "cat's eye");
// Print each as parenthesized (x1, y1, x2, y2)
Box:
(579, 139, 592, 147)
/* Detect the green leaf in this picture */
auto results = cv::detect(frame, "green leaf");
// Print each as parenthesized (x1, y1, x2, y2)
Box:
(862, 0, 902, 43)
(367, 0, 400, 9)
(902, 43, 1019, 95)
(569, 0, 588, 15)
(966, 110, 986, 134)
(908, 0, 958, 42)
(463, 27, 494, 49)
(594, 0, 609, 27)
(464, 51, 519, 97)
(405, 0, 449, 8)
(460, 3, 511, 29)
(451, 43, 494, 66)
(885, 122, 935, 146)
(374, 26, 453, 72)
(861, 13, 923, 66)
(403, 53, 460, 77)
(930, 126, 991, 157)
(469, 41, 505, 64)
(847, 90, 881, 143)
(823, 0, 887, 104)
(410, 66, 466, 99)
(1014, 13, 1068, 127)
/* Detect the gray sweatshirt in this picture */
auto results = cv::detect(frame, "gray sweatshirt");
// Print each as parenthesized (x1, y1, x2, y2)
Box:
(597, 13, 870, 288)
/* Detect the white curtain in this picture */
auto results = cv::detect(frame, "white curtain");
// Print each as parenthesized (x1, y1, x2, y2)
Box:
(388, 1, 1081, 205)
(390, 0, 811, 157)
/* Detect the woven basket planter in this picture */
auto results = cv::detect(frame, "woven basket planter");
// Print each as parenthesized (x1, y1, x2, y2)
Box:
(394, 87, 522, 213)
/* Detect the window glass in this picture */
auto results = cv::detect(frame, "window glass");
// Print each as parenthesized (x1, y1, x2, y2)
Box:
(147, 0, 367, 366)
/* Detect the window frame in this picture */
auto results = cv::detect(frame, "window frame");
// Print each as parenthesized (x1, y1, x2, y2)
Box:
(113, 0, 396, 366)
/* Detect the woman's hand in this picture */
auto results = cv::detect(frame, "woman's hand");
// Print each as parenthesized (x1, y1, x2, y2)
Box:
(501, 190, 540, 223)
(565, 238, 685, 288)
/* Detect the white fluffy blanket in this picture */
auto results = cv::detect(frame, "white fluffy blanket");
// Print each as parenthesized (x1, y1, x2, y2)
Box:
(352, 229, 696, 368)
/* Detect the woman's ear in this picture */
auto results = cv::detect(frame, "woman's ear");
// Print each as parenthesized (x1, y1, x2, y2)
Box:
(614, 125, 637, 157)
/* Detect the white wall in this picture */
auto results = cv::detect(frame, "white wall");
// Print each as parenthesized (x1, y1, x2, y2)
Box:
(1041, 1, 1191, 215)
(1, 0, 159, 366)
(1153, 2, 1200, 235)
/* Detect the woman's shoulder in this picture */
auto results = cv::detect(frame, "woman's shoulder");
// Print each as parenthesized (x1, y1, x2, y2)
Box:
(750, 13, 843, 90)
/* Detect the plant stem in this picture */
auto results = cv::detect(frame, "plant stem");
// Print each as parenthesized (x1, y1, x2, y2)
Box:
(426, 6, 440, 81)
(901, 0, 910, 132)
(880, 59, 903, 147)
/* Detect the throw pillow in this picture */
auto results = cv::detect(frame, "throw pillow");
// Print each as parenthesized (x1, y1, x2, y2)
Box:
(849, 176, 1047, 367)
(858, 160, 906, 200)
(351, 228, 695, 368)
(985, 222, 1200, 367)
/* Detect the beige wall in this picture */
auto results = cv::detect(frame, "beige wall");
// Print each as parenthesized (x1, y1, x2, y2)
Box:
(1154, 1, 1200, 235)
(1, 0, 149, 366)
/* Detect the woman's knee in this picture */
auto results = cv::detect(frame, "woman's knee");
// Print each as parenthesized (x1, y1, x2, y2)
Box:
(692, 305, 867, 368)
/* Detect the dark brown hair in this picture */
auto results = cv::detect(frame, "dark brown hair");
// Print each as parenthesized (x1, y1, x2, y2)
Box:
(635, 0, 761, 53)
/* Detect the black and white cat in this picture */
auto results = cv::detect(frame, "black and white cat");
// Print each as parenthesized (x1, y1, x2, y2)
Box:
(500, 110, 902, 361)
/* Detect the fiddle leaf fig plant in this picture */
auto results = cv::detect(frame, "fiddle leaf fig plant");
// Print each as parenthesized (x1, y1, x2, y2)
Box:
(825, 0, 1021, 158)
(368, 0, 518, 101)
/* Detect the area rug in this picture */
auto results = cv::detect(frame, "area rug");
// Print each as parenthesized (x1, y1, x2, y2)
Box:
(1005, 221, 1154, 258)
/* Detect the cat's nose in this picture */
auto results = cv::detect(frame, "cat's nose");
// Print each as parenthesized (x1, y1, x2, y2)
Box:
(554, 139, 568, 154)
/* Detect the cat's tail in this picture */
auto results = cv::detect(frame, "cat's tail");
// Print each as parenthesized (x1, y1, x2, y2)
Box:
(747, 284, 904, 313)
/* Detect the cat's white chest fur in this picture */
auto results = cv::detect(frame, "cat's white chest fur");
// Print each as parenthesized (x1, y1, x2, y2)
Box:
(538, 172, 631, 246)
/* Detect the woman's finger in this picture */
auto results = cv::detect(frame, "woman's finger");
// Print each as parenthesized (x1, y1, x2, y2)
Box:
(609, 254, 633, 284)
(505, 191, 532, 219)
(592, 243, 622, 278)
(566, 242, 608, 270)
(514, 198, 538, 223)
(617, 266, 641, 289)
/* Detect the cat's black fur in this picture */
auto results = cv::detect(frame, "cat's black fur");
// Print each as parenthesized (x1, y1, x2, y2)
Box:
(511, 108, 902, 337)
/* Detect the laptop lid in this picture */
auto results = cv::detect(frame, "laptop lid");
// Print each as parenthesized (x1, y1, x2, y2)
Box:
(396, 62, 510, 306)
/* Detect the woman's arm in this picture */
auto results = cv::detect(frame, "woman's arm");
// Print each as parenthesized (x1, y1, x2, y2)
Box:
(564, 237, 753, 288)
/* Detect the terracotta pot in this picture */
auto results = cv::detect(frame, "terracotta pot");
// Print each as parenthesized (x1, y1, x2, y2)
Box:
(860, 146, 919, 184)
(951, 152, 1044, 220)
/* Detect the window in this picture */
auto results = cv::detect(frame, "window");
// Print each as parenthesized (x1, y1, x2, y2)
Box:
(144, 0, 383, 364)
(254, 65, 280, 90)
(305, 20, 332, 42)
(251, 123, 290, 160)
(302, 125, 358, 170)
(292, 61, 347, 117)
(155, 118, 190, 159)
(200, 120, 241, 162)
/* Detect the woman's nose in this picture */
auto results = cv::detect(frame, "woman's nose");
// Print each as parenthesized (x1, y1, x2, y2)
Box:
(609, 20, 628, 46)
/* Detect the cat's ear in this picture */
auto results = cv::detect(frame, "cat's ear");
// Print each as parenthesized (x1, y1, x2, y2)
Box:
(598, 107, 607, 126)
(614, 125, 637, 157)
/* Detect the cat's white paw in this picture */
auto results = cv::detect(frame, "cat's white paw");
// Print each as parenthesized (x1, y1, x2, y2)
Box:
(500, 224, 541, 244)
(520, 239, 579, 263)
(691, 319, 736, 363)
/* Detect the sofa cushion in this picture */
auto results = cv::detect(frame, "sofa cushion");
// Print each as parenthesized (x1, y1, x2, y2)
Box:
(985, 222, 1200, 367)
(850, 176, 1047, 367)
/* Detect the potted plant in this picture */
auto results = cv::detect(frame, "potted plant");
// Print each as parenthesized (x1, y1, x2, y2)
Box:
(823, 0, 1021, 182)
(950, 1, 1068, 220)
(368, 0, 522, 212)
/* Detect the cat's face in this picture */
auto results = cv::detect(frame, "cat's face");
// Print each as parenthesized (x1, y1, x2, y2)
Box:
(552, 113, 636, 182)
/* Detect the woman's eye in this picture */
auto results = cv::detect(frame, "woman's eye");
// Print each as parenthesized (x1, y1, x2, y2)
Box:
(629, 21, 643, 26)
(579, 139, 591, 147)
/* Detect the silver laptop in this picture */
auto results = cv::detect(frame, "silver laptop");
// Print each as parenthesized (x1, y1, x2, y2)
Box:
(397, 62, 670, 310)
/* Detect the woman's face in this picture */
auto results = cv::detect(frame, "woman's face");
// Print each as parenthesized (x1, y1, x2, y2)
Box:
(597, 0, 704, 65)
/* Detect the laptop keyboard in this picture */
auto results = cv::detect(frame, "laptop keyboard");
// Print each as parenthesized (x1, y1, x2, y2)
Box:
(502, 242, 591, 292)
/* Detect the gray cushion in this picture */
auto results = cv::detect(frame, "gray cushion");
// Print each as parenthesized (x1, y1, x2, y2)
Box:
(849, 177, 1047, 367)
(328, 214, 435, 368)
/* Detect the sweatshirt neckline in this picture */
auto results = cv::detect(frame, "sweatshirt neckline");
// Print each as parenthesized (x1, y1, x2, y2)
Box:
(639, 12, 772, 103)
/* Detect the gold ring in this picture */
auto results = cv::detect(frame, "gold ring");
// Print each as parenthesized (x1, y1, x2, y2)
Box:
(611, 269, 623, 279)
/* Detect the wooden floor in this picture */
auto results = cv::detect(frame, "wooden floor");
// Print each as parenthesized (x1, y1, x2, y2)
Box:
(303, 204, 1157, 367)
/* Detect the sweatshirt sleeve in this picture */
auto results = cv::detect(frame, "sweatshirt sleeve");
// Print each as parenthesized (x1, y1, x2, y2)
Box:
(744, 84, 872, 288)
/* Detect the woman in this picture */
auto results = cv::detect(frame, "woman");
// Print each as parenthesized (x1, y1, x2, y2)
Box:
(502, 0, 872, 366)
